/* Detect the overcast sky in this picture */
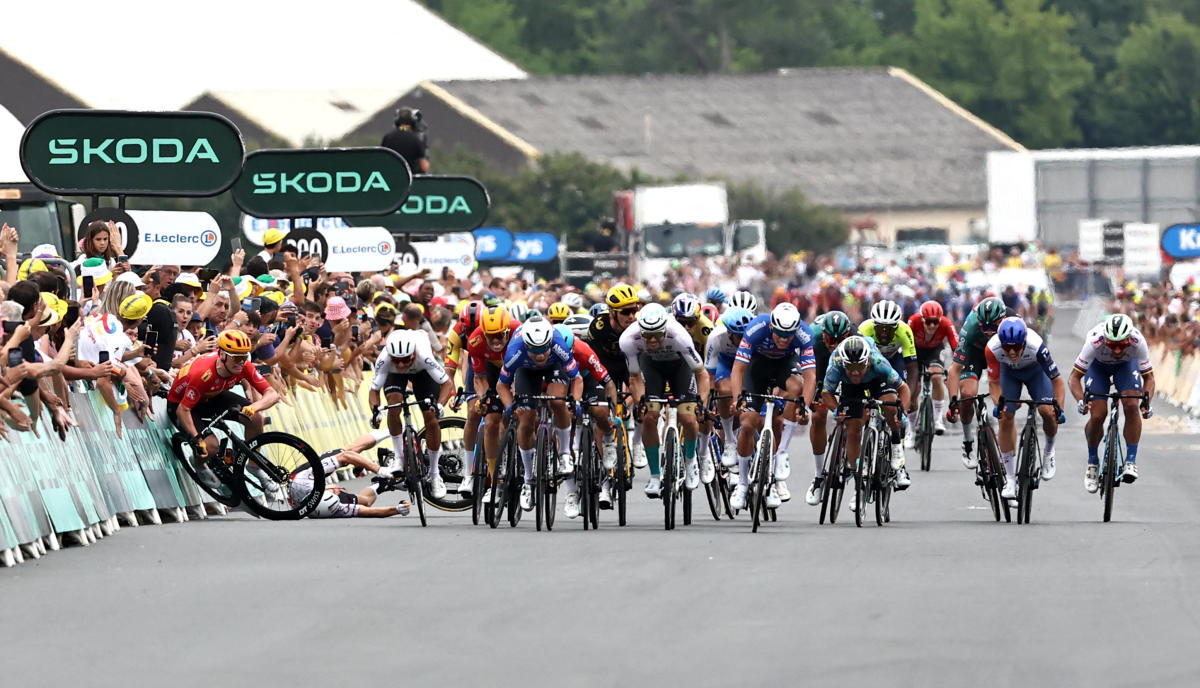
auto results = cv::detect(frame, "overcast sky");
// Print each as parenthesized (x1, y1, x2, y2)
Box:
(3, 0, 525, 110)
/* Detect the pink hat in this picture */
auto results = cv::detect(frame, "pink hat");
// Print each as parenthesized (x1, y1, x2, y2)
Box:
(324, 295, 351, 321)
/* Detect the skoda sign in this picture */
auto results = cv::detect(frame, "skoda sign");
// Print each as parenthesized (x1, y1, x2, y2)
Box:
(20, 110, 244, 196)
(1163, 223, 1200, 259)
(233, 147, 412, 219)
(344, 175, 489, 233)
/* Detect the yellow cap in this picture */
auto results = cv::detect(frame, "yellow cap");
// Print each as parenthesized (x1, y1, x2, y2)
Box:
(119, 293, 153, 320)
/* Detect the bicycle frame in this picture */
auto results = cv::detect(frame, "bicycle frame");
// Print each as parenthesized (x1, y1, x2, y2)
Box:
(967, 393, 1010, 523)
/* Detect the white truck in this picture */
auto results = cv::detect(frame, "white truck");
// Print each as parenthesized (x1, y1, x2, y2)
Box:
(614, 182, 766, 282)
(0, 104, 84, 258)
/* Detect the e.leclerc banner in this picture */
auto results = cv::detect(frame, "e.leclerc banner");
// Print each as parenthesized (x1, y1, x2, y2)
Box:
(77, 208, 222, 266)
(232, 147, 412, 219)
(320, 226, 396, 272)
(343, 175, 489, 233)
(20, 110, 244, 196)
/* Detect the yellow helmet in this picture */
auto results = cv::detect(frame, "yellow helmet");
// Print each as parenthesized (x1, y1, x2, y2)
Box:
(481, 305, 512, 335)
(546, 302, 571, 323)
(605, 283, 639, 309)
(118, 293, 153, 320)
(217, 329, 253, 354)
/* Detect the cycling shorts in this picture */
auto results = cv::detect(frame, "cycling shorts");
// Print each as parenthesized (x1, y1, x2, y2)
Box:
(741, 353, 802, 412)
(639, 353, 697, 399)
(511, 364, 572, 408)
(1084, 359, 1143, 397)
(885, 351, 908, 384)
(915, 344, 947, 369)
(167, 390, 248, 434)
(290, 454, 340, 508)
(383, 371, 442, 408)
(998, 365, 1055, 414)
(956, 348, 988, 382)
(710, 353, 736, 383)
(838, 378, 898, 419)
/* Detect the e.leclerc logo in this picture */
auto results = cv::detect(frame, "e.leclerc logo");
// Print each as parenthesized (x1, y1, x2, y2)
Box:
(378, 241, 392, 256)
(201, 230, 218, 247)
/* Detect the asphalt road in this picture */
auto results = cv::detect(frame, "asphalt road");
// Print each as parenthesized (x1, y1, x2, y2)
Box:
(4, 310, 1200, 686)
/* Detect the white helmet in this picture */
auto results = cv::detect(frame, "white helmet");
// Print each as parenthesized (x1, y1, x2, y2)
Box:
(728, 290, 758, 313)
(637, 303, 669, 333)
(562, 292, 584, 311)
(769, 303, 801, 334)
(314, 490, 343, 517)
(508, 301, 530, 322)
(1103, 313, 1133, 342)
(870, 300, 903, 327)
(564, 314, 592, 339)
(636, 287, 652, 304)
(521, 318, 555, 350)
(385, 330, 416, 358)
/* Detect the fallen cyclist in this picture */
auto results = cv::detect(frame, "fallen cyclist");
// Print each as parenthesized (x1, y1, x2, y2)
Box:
(289, 429, 412, 518)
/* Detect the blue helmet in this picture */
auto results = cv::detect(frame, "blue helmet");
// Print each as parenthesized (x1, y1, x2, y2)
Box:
(589, 303, 608, 318)
(705, 287, 727, 304)
(997, 317, 1027, 347)
(721, 307, 754, 337)
(553, 324, 574, 349)
(672, 292, 701, 319)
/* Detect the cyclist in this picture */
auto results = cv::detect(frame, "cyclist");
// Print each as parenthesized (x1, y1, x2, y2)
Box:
(1068, 313, 1155, 491)
(672, 292, 717, 473)
(555, 318, 619, 516)
(704, 287, 727, 310)
(820, 336, 910, 506)
(729, 303, 816, 508)
(368, 329, 455, 499)
(804, 310, 856, 506)
(986, 317, 1066, 499)
(622, 304, 711, 497)
(546, 302, 572, 325)
(705, 307, 755, 463)
(509, 301, 531, 323)
(458, 305, 519, 497)
(561, 292, 585, 314)
(727, 290, 759, 314)
(167, 330, 283, 489)
(497, 318, 583, 512)
(907, 300, 958, 442)
(947, 297, 1011, 468)
(291, 429, 411, 518)
(444, 300, 484, 489)
(857, 300, 916, 488)
(588, 284, 646, 468)
(1031, 287, 1055, 341)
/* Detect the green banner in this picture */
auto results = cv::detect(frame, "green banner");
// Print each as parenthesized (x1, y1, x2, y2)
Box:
(343, 175, 489, 233)
(20, 109, 245, 196)
(233, 147, 413, 219)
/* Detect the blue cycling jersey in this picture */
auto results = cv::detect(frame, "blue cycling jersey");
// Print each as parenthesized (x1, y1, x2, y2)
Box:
(498, 329, 579, 385)
(822, 349, 901, 395)
(735, 314, 816, 369)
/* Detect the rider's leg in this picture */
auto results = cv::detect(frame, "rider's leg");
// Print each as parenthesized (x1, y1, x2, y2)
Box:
(642, 403, 661, 476)
(776, 373, 806, 460)
(385, 388, 405, 468)
(516, 408, 537, 480)
(736, 410, 764, 487)
(483, 412, 502, 477)
(810, 404, 829, 477)
(463, 405, 481, 479)
(1116, 360, 1145, 464)
(1083, 364, 1109, 465)
(547, 380, 573, 457)
(960, 375, 980, 443)
(421, 406, 441, 479)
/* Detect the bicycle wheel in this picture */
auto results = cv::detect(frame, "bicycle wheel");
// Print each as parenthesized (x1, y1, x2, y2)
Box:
(919, 397, 933, 471)
(578, 424, 594, 531)
(403, 432, 427, 527)
(487, 440, 507, 529)
(751, 429, 772, 533)
(979, 427, 1003, 522)
(171, 432, 240, 507)
(470, 431, 487, 526)
(683, 473, 693, 526)
(704, 435, 723, 520)
(587, 440, 601, 529)
(663, 428, 677, 531)
(823, 424, 845, 525)
(416, 417, 469, 513)
(1102, 432, 1118, 523)
(534, 426, 548, 531)
(855, 427, 873, 529)
(614, 423, 630, 526)
(1017, 426, 1037, 525)
(507, 437, 523, 529)
(238, 432, 324, 520)
(874, 440, 890, 527)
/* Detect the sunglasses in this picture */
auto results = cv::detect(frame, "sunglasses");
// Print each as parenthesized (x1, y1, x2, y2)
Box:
(223, 353, 250, 362)
(528, 345, 551, 355)
(616, 308, 638, 317)
(771, 329, 794, 339)
(845, 362, 868, 373)
(923, 318, 940, 326)
(644, 331, 665, 341)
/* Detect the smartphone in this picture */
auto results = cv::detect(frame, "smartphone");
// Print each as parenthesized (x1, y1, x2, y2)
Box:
(98, 350, 110, 364)
(352, 324, 360, 340)
(7, 349, 22, 368)
(117, 254, 129, 264)
(255, 364, 272, 376)
(145, 328, 158, 352)
(319, 333, 333, 348)
(82, 275, 95, 296)
(241, 297, 261, 312)
(65, 304, 79, 327)
(231, 237, 242, 253)
(286, 313, 297, 328)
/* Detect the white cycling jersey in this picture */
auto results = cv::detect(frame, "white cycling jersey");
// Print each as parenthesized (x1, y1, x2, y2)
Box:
(370, 335, 450, 389)
(704, 324, 739, 369)
(986, 329, 1049, 371)
(619, 319, 704, 374)
(1072, 324, 1152, 374)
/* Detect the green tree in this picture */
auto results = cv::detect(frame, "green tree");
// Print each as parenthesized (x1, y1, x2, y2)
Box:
(726, 181, 847, 256)
(1092, 11, 1200, 146)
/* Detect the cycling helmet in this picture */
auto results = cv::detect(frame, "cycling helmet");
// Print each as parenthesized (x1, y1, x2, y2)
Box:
(521, 318, 555, 351)
(508, 301, 530, 323)
(701, 303, 720, 323)
(997, 317, 1027, 347)
(314, 490, 343, 517)
(561, 292, 584, 311)
(636, 287, 652, 304)
(564, 314, 592, 340)
(385, 330, 416, 359)
(821, 310, 853, 340)
(1104, 313, 1133, 342)
(672, 292, 701, 320)
(480, 305, 512, 335)
(554, 324, 574, 349)
(919, 300, 943, 320)
(704, 287, 727, 304)
(727, 290, 758, 313)
(870, 300, 903, 327)
(769, 303, 801, 334)
(835, 335, 871, 367)
(637, 303, 669, 333)
(589, 303, 609, 318)
(457, 300, 484, 333)
(721, 308, 754, 337)
(606, 283, 639, 309)
(975, 297, 1007, 327)
(546, 302, 571, 323)
(217, 329, 253, 355)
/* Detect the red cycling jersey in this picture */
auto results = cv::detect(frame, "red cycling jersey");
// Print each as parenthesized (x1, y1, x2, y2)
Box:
(466, 321, 521, 373)
(908, 313, 959, 350)
(572, 339, 611, 384)
(167, 352, 270, 409)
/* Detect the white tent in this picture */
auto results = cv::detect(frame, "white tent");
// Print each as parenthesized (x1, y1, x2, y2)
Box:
(0, 104, 29, 183)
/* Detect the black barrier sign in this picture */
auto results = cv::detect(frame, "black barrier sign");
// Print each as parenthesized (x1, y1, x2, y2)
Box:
(282, 225, 329, 260)
(77, 208, 140, 257)
(20, 110, 244, 196)
(233, 148, 412, 219)
(344, 175, 489, 232)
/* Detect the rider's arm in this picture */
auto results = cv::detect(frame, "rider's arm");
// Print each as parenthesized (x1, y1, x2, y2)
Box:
(437, 376, 454, 406)
(896, 381, 911, 410)
(944, 318, 960, 350)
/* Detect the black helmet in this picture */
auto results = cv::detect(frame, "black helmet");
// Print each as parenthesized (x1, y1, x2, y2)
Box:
(822, 310, 853, 339)
(394, 107, 422, 128)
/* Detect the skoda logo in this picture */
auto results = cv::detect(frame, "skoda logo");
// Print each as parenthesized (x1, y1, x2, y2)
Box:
(377, 241, 392, 256)
(200, 230, 218, 247)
